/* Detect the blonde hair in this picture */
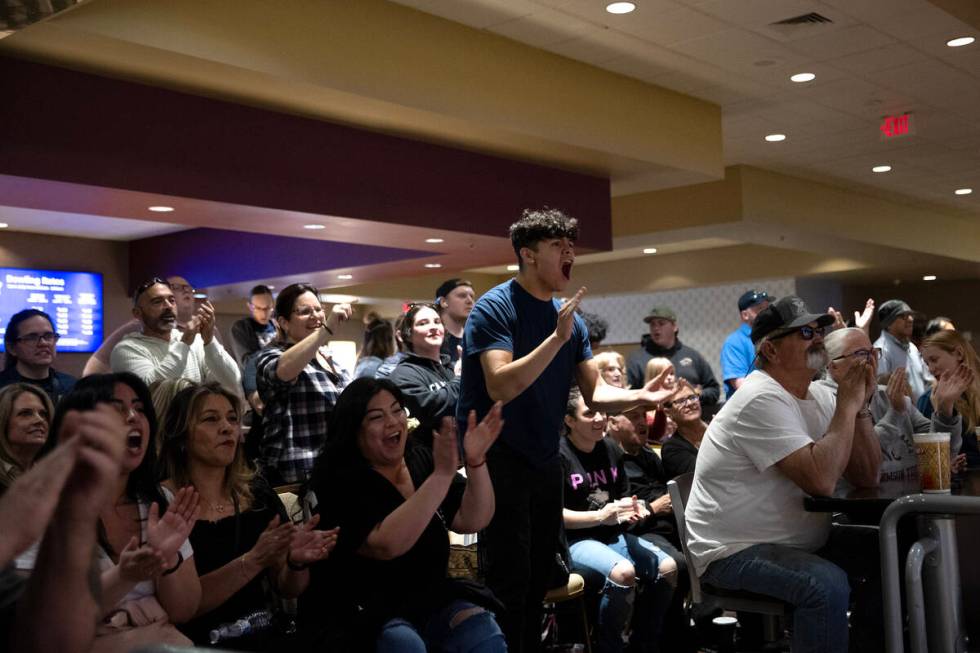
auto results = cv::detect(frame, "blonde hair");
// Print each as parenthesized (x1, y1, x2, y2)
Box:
(149, 378, 195, 454)
(922, 330, 980, 432)
(644, 357, 674, 385)
(594, 351, 626, 387)
(160, 383, 255, 505)
(0, 384, 53, 489)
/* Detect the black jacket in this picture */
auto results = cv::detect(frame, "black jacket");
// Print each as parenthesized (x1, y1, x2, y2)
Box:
(626, 335, 720, 408)
(387, 353, 459, 448)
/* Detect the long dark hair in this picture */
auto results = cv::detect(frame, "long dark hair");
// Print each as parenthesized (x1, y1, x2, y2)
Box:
(359, 315, 395, 361)
(3, 309, 55, 368)
(310, 377, 406, 484)
(50, 372, 165, 508)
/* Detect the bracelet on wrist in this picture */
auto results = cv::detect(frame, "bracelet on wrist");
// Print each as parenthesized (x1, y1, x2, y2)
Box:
(856, 407, 872, 419)
(465, 458, 487, 469)
(162, 551, 183, 576)
(286, 554, 309, 572)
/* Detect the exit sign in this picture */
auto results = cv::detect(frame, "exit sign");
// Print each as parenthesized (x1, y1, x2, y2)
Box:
(880, 113, 914, 139)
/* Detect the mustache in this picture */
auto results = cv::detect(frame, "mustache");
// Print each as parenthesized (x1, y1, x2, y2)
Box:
(160, 311, 176, 320)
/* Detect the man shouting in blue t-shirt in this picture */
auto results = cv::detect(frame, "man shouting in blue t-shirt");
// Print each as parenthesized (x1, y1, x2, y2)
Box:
(457, 208, 675, 652)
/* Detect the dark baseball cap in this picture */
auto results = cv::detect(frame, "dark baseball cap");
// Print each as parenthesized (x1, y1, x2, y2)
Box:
(434, 278, 472, 303)
(877, 299, 913, 328)
(750, 296, 834, 344)
(738, 289, 772, 312)
(643, 306, 677, 323)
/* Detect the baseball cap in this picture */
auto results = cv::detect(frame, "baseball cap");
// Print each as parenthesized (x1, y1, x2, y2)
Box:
(877, 299, 913, 328)
(643, 306, 677, 324)
(738, 290, 772, 312)
(750, 296, 834, 344)
(434, 278, 472, 303)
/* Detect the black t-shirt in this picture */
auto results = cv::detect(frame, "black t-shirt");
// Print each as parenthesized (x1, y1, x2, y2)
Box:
(559, 437, 628, 545)
(305, 444, 492, 644)
(440, 332, 463, 366)
(179, 480, 288, 648)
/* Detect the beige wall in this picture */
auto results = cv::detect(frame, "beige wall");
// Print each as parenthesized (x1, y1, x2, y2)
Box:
(0, 230, 130, 377)
(842, 278, 980, 341)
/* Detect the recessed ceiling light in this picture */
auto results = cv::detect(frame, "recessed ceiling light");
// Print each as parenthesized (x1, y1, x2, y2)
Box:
(0, 223, 7, 229)
(643, 247, 658, 254)
(424, 263, 442, 269)
(923, 275, 937, 281)
(266, 285, 275, 289)
(303, 224, 326, 230)
(954, 188, 973, 195)
(425, 237, 445, 244)
(946, 36, 975, 48)
(506, 264, 519, 272)
(337, 274, 353, 280)
(605, 2, 635, 14)
(764, 133, 787, 142)
(148, 206, 174, 212)
(790, 72, 816, 83)
(872, 165, 892, 173)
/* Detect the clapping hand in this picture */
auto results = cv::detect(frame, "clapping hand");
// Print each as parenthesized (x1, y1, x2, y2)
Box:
(196, 301, 216, 345)
(432, 418, 460, 478)
(933, 364, 974, 417)
(855, 298, 875, 332)
(828, 307, 847, 331)
(249, 515, 294, 568)
(886, 368, 908, 413)
(555, 287, 586, 343)
(839, 358, 874, 410)
(631, 495, 651, 521)
(59, 405, 128, 525)
(640, 367, 676, 407)
(118, 535, 168, 583)
(287, 514, 339, 566)
(146, 486, 200, 568)
(462, 403, 503, 469)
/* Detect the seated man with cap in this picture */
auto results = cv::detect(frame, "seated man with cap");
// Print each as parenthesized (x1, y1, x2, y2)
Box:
(874, 299, 933, 402)
(626, 305, 720, 414)
(685, 296, 882, 653)
(720, 289, 771, 399)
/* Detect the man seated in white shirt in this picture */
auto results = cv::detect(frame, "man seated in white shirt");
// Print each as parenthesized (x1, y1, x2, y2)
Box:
(684, 296, 881, 653)
(110, 278, 241, 396)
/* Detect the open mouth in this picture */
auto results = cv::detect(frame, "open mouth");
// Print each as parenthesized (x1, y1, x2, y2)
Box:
(382, 430, 402, 447)
(126, 431, 142, 450)
(561, 262, 573, 280)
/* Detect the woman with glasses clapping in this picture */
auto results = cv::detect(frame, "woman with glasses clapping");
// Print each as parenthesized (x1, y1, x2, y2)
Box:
(0, 309, 76, 404)
(254, 283, 353, 485)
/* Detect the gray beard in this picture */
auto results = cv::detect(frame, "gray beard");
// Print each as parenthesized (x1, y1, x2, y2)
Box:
(806, 348, 830, 371)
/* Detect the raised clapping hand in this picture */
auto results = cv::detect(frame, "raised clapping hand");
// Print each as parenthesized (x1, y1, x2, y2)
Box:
(839, 358, 875, 410)
(59, 405, 129, 525)
(933, 364, 974, 417)
(196, 301, 216, 345)
(146, 486, 200, 568)
(555, 287, 586, 343)
(287, 514, 339, 566)
(117, 535, 168, 583)
(640, 367, 677, 407)
(886, 368, 908, 413)
(248, 515, 294, 568)
(855, 298, 875, 332)
(462, 402, 504, 468)
(828, 307, 847, 331)
(432, 418, 460, 478)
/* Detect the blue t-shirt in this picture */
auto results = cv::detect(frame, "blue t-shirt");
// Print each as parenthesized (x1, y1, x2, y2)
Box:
(720, 323, 755, 399)
(456, 279, 592, 467)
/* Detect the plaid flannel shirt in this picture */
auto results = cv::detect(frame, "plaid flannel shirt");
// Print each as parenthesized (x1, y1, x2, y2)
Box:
(256, 344, 351, 484)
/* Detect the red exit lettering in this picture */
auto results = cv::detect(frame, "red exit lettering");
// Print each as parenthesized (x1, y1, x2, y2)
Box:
(880, 114, 912, 138)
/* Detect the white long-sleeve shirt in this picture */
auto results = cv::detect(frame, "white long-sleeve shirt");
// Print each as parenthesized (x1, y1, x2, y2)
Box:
(110, 329, 241, 396)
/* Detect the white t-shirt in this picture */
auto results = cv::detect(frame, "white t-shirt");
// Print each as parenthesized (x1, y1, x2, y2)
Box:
(685, 370, 836, 577)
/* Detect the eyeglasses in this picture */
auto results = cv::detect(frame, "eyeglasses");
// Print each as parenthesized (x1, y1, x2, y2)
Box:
(664, 394, 699, 410)
(16, 332, 60, 345)
(132, 277, 169, 305)
(292, 306, 325, 318)
(769, 325, 827, 342)
(169, 283, 195, 294)
(831, 347, 881, 364)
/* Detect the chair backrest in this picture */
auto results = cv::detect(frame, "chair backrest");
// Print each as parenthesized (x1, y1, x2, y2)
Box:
(667, 472, 703, 604)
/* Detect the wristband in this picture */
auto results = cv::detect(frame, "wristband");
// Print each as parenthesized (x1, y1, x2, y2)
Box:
(465, 458, 487, 469)
(286, 554, 309, 571)
(162, 551, 183, 576)
(322, 324, 334, 335)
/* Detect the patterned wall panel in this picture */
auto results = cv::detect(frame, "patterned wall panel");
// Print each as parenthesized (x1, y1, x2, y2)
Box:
(579, 277, 797, 387)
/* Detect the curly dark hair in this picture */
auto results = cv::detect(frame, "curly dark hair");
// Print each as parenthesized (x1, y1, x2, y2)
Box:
(579, 311, 608, 346)
(509, 208, 579, 267)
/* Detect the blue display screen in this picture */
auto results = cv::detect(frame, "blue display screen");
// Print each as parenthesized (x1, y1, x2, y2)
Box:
(0, 267, 104, 353)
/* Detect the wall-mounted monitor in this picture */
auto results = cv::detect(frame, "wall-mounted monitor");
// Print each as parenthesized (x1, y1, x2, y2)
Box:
(0, 267, 104, 353)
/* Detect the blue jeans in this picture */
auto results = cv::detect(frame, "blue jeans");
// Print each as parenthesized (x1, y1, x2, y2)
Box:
(376, 600, 508, 652)
(701, 543, 850, 653)
(570, 533, 672, 653)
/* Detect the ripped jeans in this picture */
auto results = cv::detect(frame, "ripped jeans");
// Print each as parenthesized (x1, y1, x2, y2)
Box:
(570, 533, 674, 653)
(376, 599, 508, 652)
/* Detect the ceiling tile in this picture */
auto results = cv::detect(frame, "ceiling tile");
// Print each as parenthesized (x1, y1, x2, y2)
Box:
(488, 7, 594, 45)
(827, 42, 926, 76)
(787, 25, 895, 60)
(407, 0, 532, 29)
(606, 5, 730, 47)
(873, 4, 975, 41)
(670, 28, 810, 72)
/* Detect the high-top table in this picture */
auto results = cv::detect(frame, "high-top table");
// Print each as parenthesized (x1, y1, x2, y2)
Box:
(804, 469, 980, 653)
